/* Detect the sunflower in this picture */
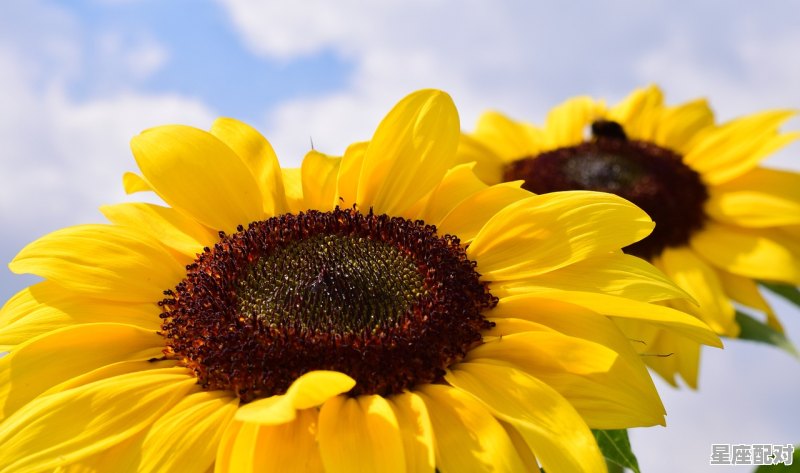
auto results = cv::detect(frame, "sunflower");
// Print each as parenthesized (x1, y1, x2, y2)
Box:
(0, 90, 719, 473)
(460, 84, 800, 387)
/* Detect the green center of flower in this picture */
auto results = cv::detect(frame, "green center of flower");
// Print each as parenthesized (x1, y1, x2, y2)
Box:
(237, 234, 426, 332)
(503, 120, 709, 259)
(160, 208, 495, 402)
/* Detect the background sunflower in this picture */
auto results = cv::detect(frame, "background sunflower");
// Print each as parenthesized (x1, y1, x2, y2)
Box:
(459, 85, 800, 388)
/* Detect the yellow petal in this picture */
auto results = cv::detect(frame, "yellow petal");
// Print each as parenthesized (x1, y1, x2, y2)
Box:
(690, 223, 800, 284)
(388, 391, 436, 473)
(436, 182, 530, 243)
(468, 330, 619, 374)
(140, 391, 239, 472)
(250, 409, 325, 473)
(413, 162, 489, 224)
(454, 134, 506, 185)
(0, 284, 41, 328)
(216, 416, 324, 473)
(489, 297, 648, 360)
(101, 202, 216, 260)
(543, 96, 600, 149)
(654, 98, 714, 154)
(54, 432, 146, 473)
(234, 371, 355, 425)
(622, 324, 702, 389)
(706, 167, 800, 227)
(490, 252, 690, 302)
(658, 247, 737, 336)
(214, 419, 248, 473)
(716, 269, 781, 331)
(781, 224, 800, 239)
(468, 191, 653, 280)
(121, 172, 153, 194)
(301, 151, 341, 211)
(684, 110, 799, 185)
(500, 421, 542, 473)
(673, 332, 702, 388)
(464, 331, 665, 429)
(210, 117, 289, 216)
(415, 384, 528, 473)
(607, 85, 664, 141)
(473, 110, 544, 162)
(483, 317, 557, 340)
(63, 395, 230, 472)
(446, 362, 606, 473)
(9, 224, 184, 303)
(318, 395, 406, 473)
(336, 141, 368, 209)
(357, 89, 459, 215)
(494, 292, 721, 347)
(0, 323, 164, 421)
(494, 297, 679, 395)
(281, 168, 305, 214)
(0, 283, 159, 348)
(131, 125, 264, 233)
(0, 281, 156, 329)
(0, 368, 196, 473)
(40, 359, 179, 399)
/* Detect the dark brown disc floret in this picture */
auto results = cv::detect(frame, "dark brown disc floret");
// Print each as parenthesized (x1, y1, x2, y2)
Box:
(503, 120, 709, 259)
(159, 207, 495, 402)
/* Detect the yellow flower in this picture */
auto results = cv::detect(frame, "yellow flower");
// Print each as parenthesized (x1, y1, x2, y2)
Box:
(460, 85, 799, 387)
(0, 90, 719, 473)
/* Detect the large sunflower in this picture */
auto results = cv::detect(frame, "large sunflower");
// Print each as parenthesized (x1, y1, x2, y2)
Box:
(0, 90, 719, 472)
(460, 85, 799, 387)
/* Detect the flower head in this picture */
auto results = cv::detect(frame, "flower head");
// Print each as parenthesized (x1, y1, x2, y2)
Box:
(460, 85, 799, 386)
(0, 90, 719, 472)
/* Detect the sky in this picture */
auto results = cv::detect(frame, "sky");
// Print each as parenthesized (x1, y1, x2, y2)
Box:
(1, 0, 799, 471)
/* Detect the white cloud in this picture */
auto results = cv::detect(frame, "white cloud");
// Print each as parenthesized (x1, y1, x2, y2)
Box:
(0, 82, 214, 238)
(219, 0, 431, 59)
(0, 0, 82, 84)
(96, 31, 170, 81)
(217, 0, 800, 169)
(0, 2, 215, 241)
(216, 0, 552, 160)
(633, 29, 800, 170)
(635, 30, 800, 116)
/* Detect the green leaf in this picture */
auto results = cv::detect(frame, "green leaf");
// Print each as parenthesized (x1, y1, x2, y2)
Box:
(736, 311, 799, 358)
(760, 282, 800, 309)
(593, 429, 640, 473)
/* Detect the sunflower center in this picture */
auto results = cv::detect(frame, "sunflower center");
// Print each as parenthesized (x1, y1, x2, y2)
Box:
(237, 233, 426, 332)
(503, 120, 709, 259)
(160, 208, 495, 402)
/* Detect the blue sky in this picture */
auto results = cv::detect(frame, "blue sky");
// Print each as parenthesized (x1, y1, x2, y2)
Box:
(62, 0, 351, 123)
(1, 1, 799, 471)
